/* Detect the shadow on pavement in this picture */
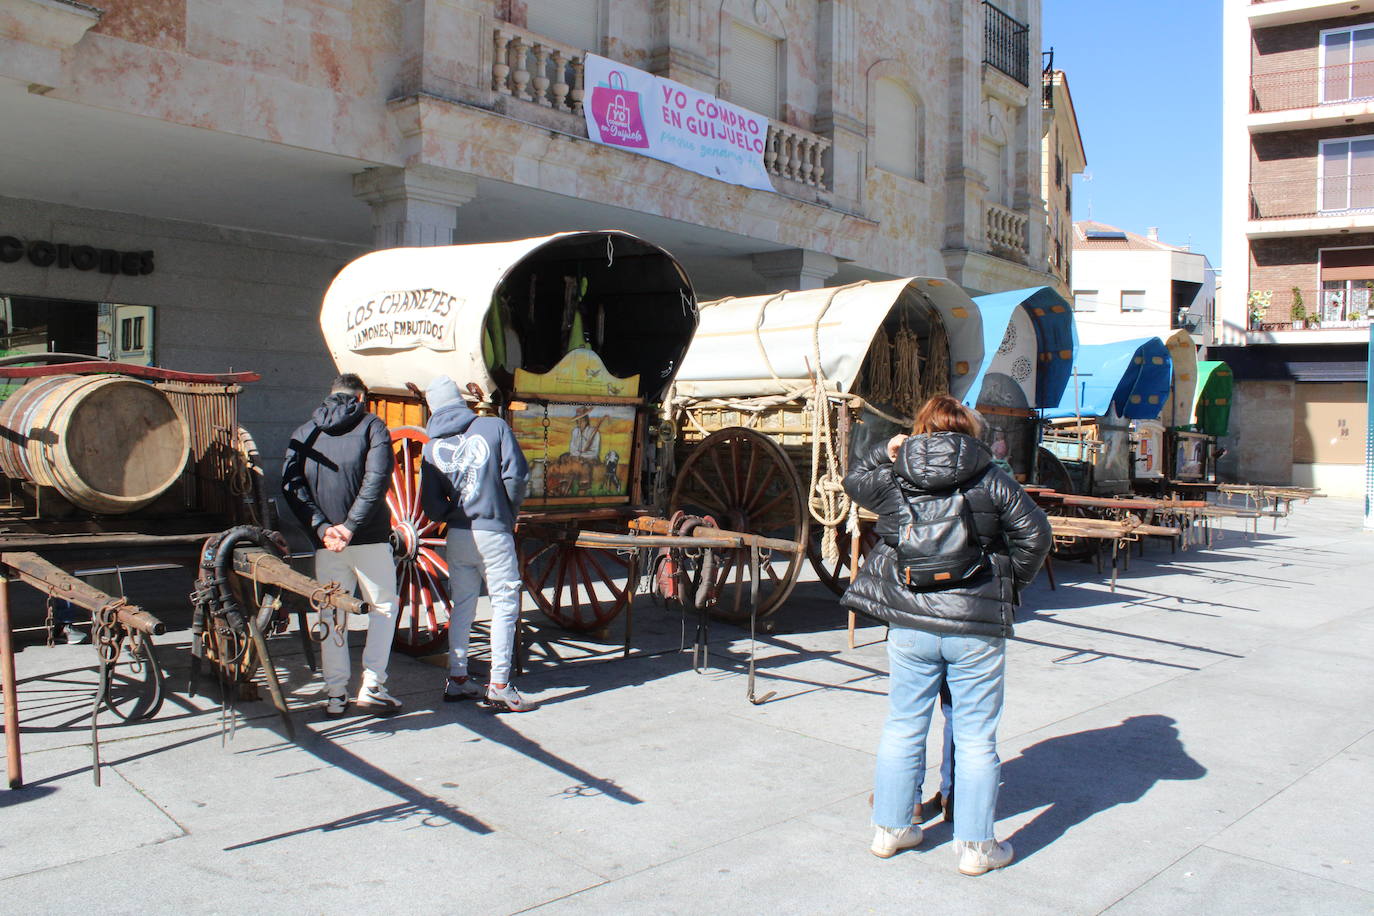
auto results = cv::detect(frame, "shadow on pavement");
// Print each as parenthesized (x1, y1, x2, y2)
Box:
(991, 714, 1207, 863)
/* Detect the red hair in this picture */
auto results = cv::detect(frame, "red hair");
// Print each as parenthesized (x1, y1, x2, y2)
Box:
(911, 395, 983, 437)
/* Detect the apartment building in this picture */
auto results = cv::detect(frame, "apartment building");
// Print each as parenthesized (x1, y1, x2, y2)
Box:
(1070, 221, 1216, 347)
(1041, 64, 1086, 299)
(1, 0, 1054, 468)
(1220, 0, 1372, 496)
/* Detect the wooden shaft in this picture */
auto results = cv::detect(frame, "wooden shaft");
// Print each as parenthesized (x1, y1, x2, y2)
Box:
(0, 552, 164, 636)
(0, 573, 22, 789)
(231, 548, 372, 615)
(626, 516, 799, 553)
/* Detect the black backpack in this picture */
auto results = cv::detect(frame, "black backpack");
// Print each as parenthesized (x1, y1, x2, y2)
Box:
(894, 476, 990, 591)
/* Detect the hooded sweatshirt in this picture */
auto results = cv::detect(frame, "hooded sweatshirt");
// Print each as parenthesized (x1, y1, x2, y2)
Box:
(839, 431, 1051, 638)
(420, 401, 529, 532)
(281, 393, 395, 547)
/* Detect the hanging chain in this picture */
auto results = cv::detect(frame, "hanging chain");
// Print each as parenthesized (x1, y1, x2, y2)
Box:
(309, 582, 348, 646)
(44, 588, 58, 648)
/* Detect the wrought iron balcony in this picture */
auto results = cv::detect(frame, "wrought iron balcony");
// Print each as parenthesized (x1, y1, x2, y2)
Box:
(1248, 287, 1374, 329)
(983, 2, 1029, 87)
(1249, 172, 1374, 220)
(1251, 62, 1374, 113)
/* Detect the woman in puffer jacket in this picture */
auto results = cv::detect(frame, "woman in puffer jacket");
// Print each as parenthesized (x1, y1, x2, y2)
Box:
(842, 395, 1051, 875)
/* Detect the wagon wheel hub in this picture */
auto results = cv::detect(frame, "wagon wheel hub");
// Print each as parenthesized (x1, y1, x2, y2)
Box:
(391, 520, 421, 562)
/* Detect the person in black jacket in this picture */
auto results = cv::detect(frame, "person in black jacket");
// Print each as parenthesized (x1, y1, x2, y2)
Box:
(842, 395, 1051, 874)
(282, 373, 401, 718)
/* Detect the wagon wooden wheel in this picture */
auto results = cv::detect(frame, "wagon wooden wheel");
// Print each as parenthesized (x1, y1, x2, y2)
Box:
(518, 526, 639, 633)
(387, 426, 452, 656)
(807, 520, 879, 596)
(670, 427, 808, 623)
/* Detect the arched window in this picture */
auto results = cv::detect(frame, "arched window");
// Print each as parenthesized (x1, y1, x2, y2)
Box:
(874, 78, 922, 180)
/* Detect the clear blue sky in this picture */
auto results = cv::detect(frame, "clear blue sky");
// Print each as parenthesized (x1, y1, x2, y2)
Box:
(1043, 1, 1222, 272)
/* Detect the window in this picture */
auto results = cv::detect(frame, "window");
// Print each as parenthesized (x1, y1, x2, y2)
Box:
(1120, 290, 1146, 312)
(1319, 136, 1374, 212)
(874, 78, 922, 180)
(526, 0, 600, 52)
(120, 316, 144, 352)
(1072, 289, 1098, 312)
(1318, 247, 1374, 323)
(1321, 25, 1374, 104)
(724, 22, 780, 119)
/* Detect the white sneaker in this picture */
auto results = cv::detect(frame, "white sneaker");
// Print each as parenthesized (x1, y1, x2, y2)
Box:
(443, 675, 483, 702)
(956, 839, 1014, 875)
(356, 683, 403, 714)
(485, 683, 532, 712)
(870, 824, 923, 858)
(323, 693, 349, 718)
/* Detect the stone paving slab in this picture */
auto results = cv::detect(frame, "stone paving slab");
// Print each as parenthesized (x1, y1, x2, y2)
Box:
(0, 497, 1370, 914)
(1105, 846, 1374, 916)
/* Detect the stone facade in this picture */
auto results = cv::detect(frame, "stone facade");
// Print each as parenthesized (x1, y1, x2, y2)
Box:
(0, 0, 1055, 473)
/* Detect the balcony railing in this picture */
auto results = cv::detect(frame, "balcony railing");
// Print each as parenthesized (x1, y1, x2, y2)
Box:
(1251, 62, 1374, 113)
(1248, 287, 1374, 329)
(490, 27, 833, 191)
(983, 2, 1029, 87)
(986, 203, 1029, 262)
(1249, 172, 1374, 220)
(765, 123, 831, 189)
(493, 26, 586, 113)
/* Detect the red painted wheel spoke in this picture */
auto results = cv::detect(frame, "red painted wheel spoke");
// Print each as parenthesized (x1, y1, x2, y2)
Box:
(571, 551, 604, 623)
(419, 546, 449, 576)
(418, 566, 451, 616)
(581, 548, 626, 602)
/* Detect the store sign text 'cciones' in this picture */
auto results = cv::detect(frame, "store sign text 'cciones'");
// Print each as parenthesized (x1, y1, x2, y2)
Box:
(0, 234, 155, 277)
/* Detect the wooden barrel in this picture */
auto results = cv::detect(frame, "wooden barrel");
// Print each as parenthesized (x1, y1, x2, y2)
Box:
(0, 374, 190, 514)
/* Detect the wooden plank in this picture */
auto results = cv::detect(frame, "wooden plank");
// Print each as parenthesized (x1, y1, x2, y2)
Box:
(0, 362, 259, 384)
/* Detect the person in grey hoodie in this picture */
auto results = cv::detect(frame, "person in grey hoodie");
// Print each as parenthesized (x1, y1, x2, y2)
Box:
(419, 375, 532, 712)
(282, 373, 401, 718)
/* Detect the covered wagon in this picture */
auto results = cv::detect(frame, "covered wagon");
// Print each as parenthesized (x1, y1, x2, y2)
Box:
(667, 278, 984, 606)
(963, 286, 1078, 482)
(1040, 337, 1172, 496)
(320, 230, 702, 646)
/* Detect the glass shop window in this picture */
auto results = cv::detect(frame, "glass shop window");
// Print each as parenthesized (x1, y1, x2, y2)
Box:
(0, 294, 155, 368)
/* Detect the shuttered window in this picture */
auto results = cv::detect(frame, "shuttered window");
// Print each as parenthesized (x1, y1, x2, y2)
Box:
(526, 0, 600, 53)
(725, 22, 779, 119)
(874, 78, 920, 179)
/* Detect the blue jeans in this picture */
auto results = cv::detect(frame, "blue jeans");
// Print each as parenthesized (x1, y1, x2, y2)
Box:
(873, 627, 1006, 842)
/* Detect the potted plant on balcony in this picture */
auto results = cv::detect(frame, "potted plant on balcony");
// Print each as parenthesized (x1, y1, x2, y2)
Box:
(1290, 288, 1307, 329)
(1247, 289, 1271, 329)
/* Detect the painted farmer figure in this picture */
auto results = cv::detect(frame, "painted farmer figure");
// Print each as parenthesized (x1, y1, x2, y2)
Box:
(569, 406, 601, 460)
(420, 376, 533, 712)
(282, 373, 402, 718)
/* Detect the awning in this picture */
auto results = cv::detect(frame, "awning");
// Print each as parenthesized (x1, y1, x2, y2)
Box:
(1044, 337, 1172, 420)
(966, 286, 1077, 409)
(673, 277, 984, 401)
(1193, 361, 1233, 435)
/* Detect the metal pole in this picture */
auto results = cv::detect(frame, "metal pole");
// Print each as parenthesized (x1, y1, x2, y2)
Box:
(0, 572, 22, 788)
(1365, 325, 1373, 531)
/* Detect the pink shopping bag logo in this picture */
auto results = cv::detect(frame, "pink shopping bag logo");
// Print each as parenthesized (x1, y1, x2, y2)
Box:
(590, 71, 650, 149)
